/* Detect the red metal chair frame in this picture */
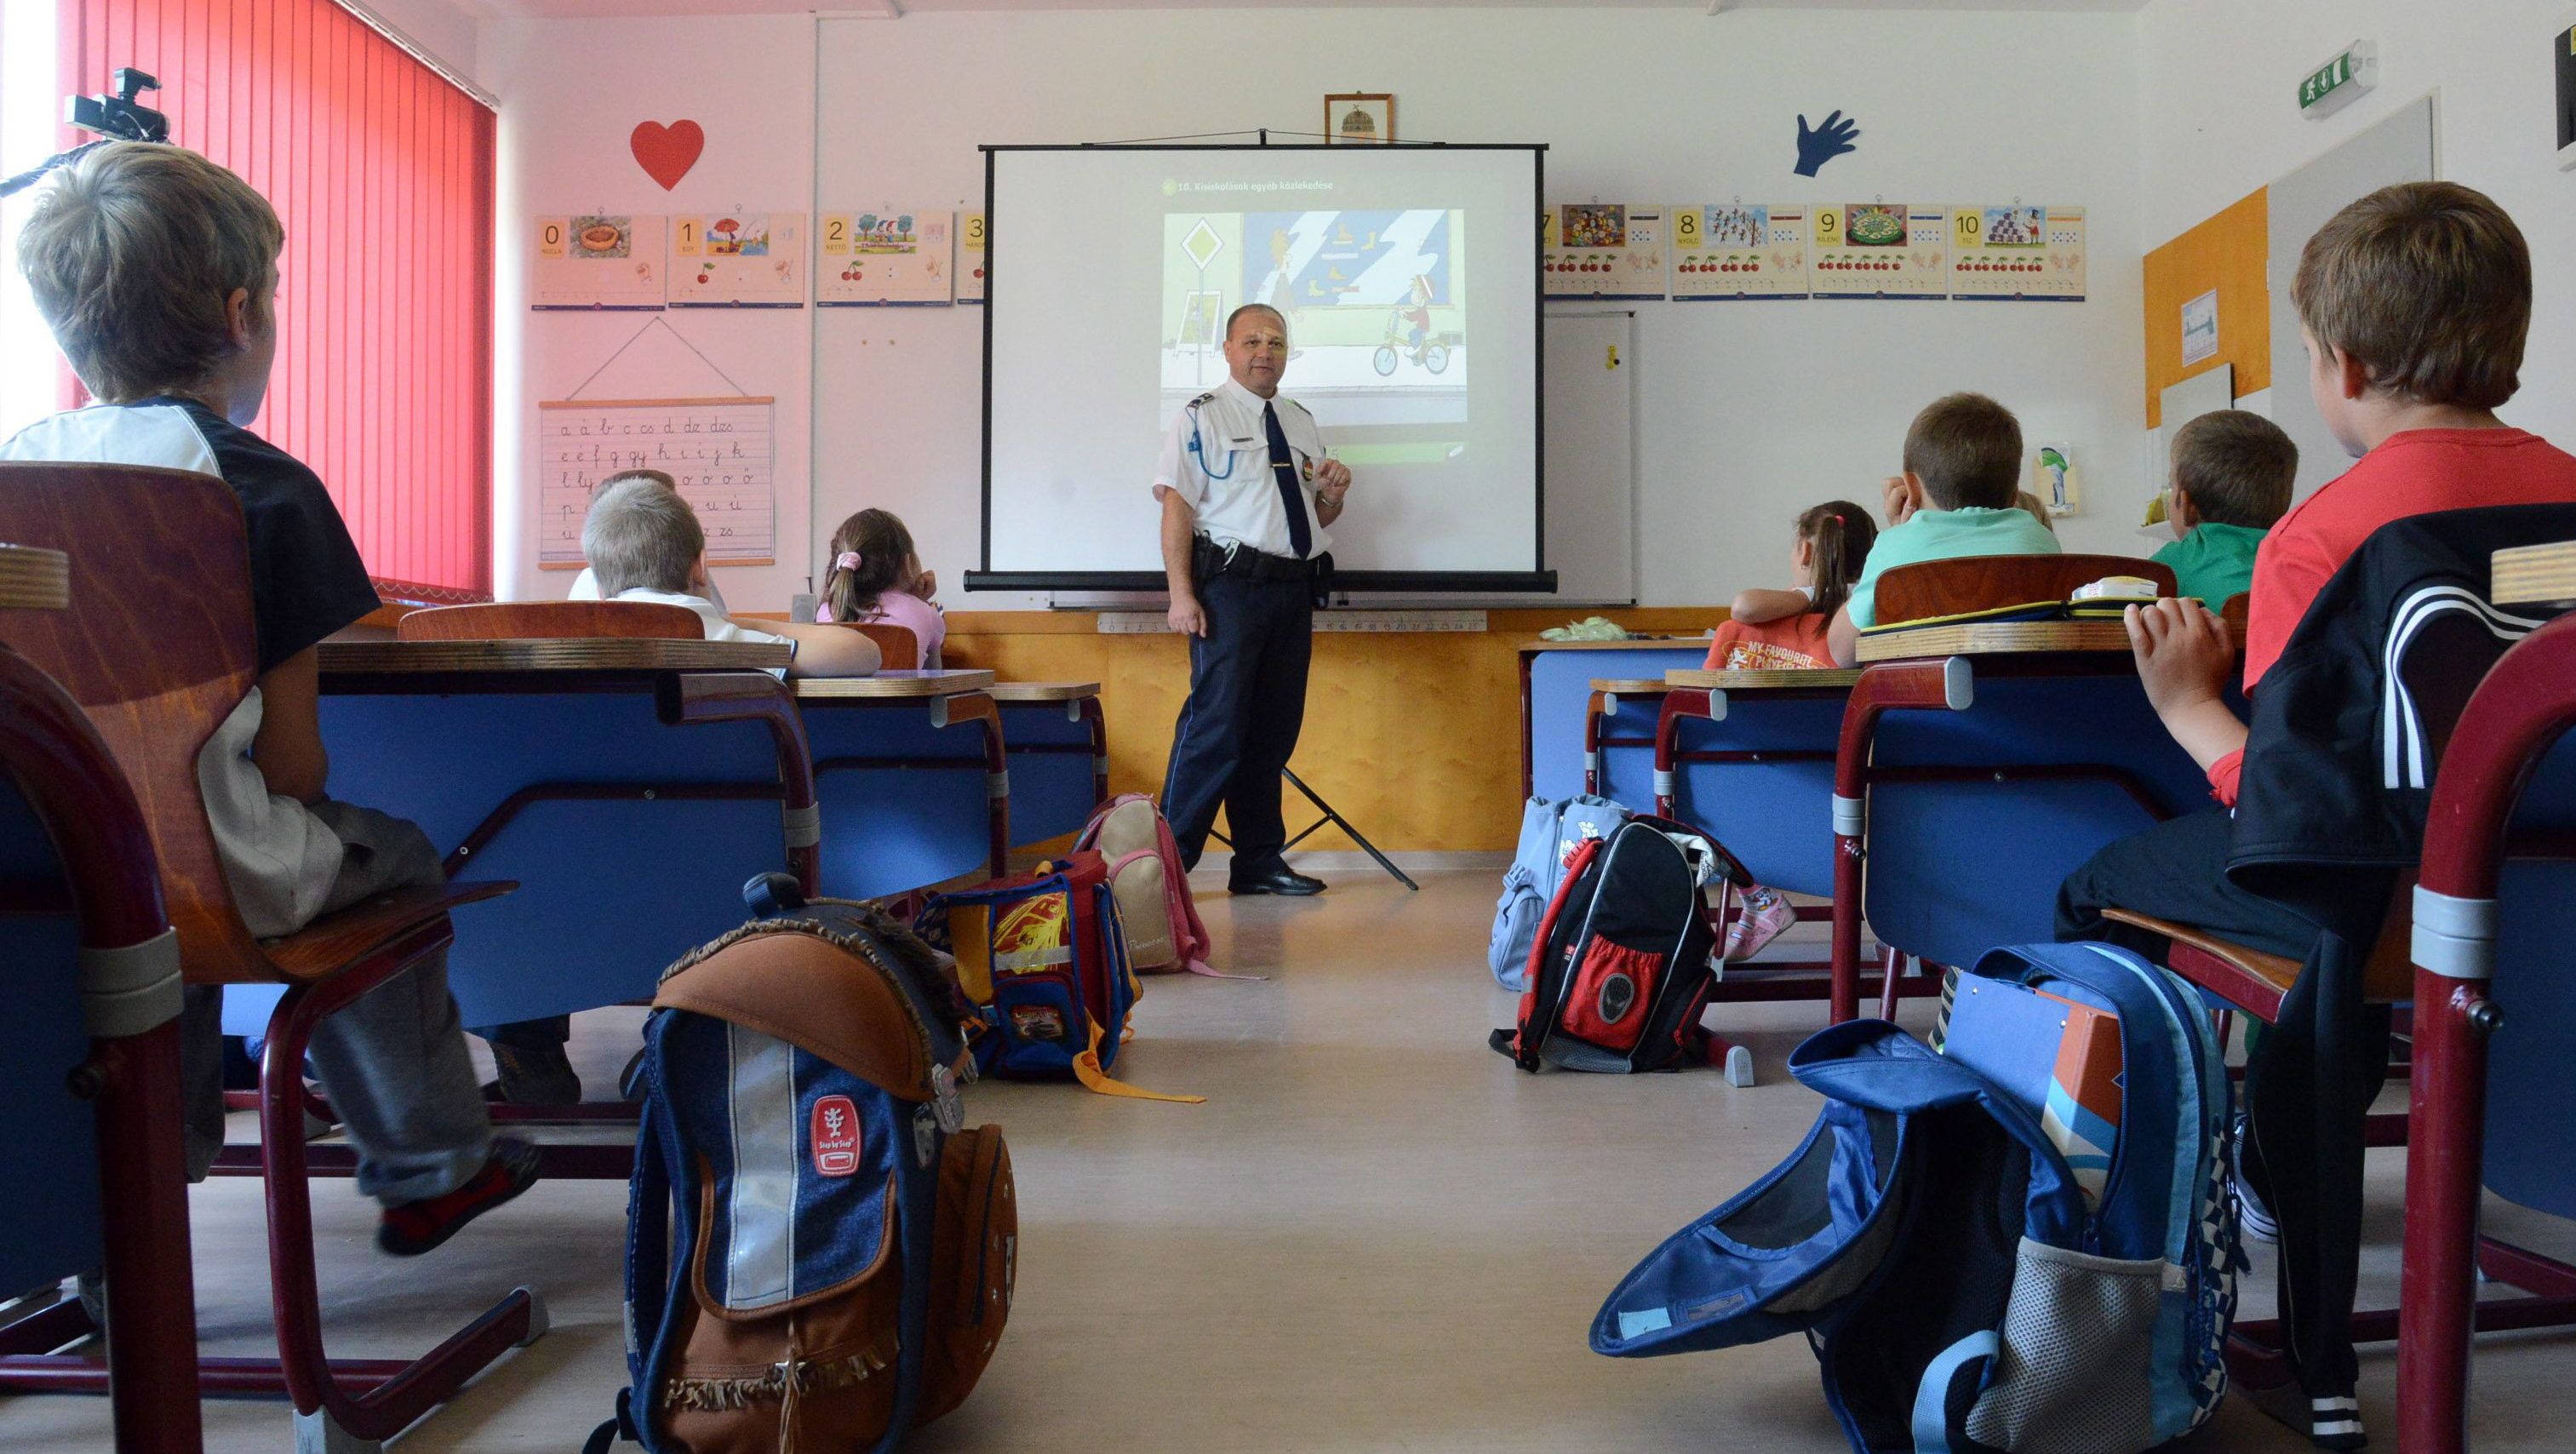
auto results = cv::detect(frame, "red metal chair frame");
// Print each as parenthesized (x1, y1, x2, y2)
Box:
(0, 642, 203, 1453)
(2401, 611, 2576, 1454)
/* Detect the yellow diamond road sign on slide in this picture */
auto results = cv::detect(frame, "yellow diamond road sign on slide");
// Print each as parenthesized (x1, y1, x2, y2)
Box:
(1182, 220, 1224, 271)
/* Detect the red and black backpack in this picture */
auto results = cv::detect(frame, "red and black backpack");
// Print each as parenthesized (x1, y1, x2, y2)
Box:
(1491, 815, 1733, 1074)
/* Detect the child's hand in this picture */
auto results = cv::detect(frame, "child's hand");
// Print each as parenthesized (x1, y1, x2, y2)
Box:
(2125, 598, 2247, 770)
(913, 567, 938, 602)
(1881, 474, 1921, 526)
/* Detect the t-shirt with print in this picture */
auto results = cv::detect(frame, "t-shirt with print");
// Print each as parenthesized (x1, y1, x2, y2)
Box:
(0, 398, 381, 936)
(1846, 506, 2063, 628)
(1703, 612, 1835, 671)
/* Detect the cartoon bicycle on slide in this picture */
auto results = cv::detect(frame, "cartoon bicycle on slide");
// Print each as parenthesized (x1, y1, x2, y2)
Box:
(1372, 275, 1452, 376)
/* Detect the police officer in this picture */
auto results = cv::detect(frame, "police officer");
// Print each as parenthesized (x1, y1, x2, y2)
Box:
(1154, 303, 1352, 894)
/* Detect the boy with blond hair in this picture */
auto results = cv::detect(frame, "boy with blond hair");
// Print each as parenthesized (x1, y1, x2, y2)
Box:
(2058, 181, 2576, 1448)
(3, 142, 538, 1254)
(1825, 391, 2061, 664)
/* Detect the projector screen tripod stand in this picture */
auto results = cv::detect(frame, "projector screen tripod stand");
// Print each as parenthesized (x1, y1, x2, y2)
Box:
(1209, 767, 1418, 891)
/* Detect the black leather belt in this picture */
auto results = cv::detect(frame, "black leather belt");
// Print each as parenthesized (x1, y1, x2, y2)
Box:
(1194, 536, 1318, 584)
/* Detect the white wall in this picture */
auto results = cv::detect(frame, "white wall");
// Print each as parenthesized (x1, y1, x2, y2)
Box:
(2138, 0, 2576, 455)
(484, 7, 2147, 607)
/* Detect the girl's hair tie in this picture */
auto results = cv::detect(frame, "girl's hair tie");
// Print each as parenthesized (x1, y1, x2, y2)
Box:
(1828, 514, 1845, 525)
(835, 551, 863, 572)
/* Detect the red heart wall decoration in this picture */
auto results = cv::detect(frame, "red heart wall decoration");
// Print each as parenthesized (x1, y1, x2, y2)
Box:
(630, 120, 704, 192)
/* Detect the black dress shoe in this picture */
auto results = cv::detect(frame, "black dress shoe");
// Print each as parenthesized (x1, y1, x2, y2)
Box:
(1228, 863, 1325, 896)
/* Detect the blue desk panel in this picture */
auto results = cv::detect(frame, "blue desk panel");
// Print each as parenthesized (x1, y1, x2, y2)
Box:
(999, 701, 1101, 847)
(804, 701, 995, 901)
(2473, 743, 2576, 1220)
(0, 786, 106, 1291)
(1527, 648, 1705, 805)
(1666, 694, 1850, 900)
(1862, 672, 2210, 974)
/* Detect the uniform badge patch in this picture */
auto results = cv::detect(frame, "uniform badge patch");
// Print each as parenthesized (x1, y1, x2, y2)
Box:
(1301, 458, 1314, 482)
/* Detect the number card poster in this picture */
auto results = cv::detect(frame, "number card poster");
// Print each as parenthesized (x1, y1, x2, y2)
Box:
(1811, 203, 1950, 300)
(668, 214, 805, 308)
(956, 213, 987, 304)
(1671, 203, 1810, 301)
(817, 209, 953, 306)
(1950, 205, 2087, 302)
(1541, 204, 1667, 300)
(533, 215, 667, 310)
(537, 398, 777, 566)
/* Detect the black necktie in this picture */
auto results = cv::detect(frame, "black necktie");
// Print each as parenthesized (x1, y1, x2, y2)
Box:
(1263, 402, 1312, 560)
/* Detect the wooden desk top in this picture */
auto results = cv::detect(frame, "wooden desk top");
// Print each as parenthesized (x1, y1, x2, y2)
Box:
(791, 668, 997, 700)
(2493, 541, 2576, 607)
(1665, 667, 1864, 690)
(1590, 678, 1675, 695)
(1522, 636, 1711, 653)
(987, 680, 1102, 703)
(0, 545, 69, 611)
(318, 638, 792, 674)
(1854, 621, 2136, 663)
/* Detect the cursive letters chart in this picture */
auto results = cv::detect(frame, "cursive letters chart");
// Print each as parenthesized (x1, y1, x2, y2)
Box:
(538, 398, 776, 567)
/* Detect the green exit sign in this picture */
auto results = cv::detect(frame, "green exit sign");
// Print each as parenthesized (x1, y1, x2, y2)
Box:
(2299, 39, 2379, 117)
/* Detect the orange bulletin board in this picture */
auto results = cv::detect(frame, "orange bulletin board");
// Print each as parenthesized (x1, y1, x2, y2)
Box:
(2140, 187, 2270, 428)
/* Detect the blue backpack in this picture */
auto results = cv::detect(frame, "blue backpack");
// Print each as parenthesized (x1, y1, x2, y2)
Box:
(588, 885, 1016, 1453)
(1489, 794, 1630, 989)
(1595, 942, 2238, 1454)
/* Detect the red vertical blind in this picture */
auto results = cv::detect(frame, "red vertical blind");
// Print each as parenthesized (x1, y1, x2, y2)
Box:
(59, 0, 494, 598)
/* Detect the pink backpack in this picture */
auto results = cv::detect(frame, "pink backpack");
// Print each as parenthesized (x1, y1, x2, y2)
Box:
(1073, 794, 1246, 979)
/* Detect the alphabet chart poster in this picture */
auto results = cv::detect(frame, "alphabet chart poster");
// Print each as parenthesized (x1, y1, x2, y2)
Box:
(1949, 205, 2087, 302)
(534, 215, 667, 310)
(1811, 203, 1951, 300)
(1541, 204, 1667, 300)
(536, 398, 777, 566)
(667, 214, 805, 308)
(1671, 203, 1810, 301)
(817, 209, 954, 306)
(956, 213, 986, 303)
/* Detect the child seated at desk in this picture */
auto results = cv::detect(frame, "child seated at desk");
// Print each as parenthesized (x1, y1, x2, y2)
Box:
(816, 507, 945, 669)
(1825, 392, 2061, 665)
(2151, 409, 2296, 608)
(1, 141, 537, 1253)
(1704, 501, 1875, 958)
(583, 472, 881, 679)
(2056, 181, 2576, 1448)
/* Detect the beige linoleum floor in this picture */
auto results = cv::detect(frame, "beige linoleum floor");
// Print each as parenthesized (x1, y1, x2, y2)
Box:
(6, 869, 2575, 1451)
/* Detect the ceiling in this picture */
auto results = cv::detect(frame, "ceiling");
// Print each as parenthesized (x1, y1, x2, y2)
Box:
(461, 0, 2149, 18)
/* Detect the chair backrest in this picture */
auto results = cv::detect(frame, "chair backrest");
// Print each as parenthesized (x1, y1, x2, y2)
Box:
(397, 599, 707, 641)
(1872, 554, 2180, 627)
(2218, 592, 2250, 631)
(842, 621, 919, 670)
(0, 463, 278, 981)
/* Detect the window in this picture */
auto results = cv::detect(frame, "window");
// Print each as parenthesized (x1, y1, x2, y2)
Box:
(53, 0, 495, 598)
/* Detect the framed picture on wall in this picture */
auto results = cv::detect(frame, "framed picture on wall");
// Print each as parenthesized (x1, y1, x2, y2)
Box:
(1325, 94, 1394, 145)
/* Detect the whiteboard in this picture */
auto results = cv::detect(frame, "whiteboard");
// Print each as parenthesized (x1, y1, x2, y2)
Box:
(1542, 311, 1637, 604)
(537, 398, 777, 567)
(2268, 96, 2436, 502)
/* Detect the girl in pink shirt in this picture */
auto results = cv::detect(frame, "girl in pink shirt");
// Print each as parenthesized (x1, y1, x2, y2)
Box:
(816, 508, 945, 669)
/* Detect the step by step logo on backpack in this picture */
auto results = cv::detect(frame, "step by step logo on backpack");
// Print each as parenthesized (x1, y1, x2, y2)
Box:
(810, 1095, 862, 1177)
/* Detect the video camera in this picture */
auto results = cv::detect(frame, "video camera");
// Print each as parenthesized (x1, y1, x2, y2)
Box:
(66, 68, 169, 143)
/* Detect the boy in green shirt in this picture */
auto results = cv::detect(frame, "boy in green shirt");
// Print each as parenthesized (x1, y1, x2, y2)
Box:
(1829, 392, 2061, 664)
(2151, 409, 2297, 609)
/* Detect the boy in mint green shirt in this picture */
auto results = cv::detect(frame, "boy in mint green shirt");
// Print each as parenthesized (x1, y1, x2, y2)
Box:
(1830, 392, 2060, 663)
(2150, 409, 2297, 609)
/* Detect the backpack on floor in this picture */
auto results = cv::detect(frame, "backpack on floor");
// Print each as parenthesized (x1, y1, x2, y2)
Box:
(1489, 793, 1631, 990)
(1072, 793, 1246, 979)
(1594, 942, 2238, 1454)
(1489, 815, 1732, 1074)
(928, 853, 1203, 1104)
(587, 886, 1016, 1454)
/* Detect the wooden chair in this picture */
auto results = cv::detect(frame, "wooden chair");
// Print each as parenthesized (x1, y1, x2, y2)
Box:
(0, 547, 203, 1452)
(0, 464, 536, 1452)
(1872, 553, 2179, 627)
(396, 599, 705, 641)
(840, 620, 919, 670)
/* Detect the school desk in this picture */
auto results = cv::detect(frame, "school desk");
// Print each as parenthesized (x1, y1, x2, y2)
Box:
(218, 639, 805, 1133)
(794, 669, 1008, 898)
(987, 680, 1109, 846)
(1519, 638, 1711, 804)
(2401, 569, 2576, 1454)
(1831, 622, 2218, 1022)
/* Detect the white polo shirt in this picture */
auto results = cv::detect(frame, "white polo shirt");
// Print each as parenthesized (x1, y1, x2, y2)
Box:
(1152, 376, 1331, 559)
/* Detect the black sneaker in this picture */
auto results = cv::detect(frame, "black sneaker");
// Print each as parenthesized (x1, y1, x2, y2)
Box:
(487, 1042, 581, 1106)
(376, 1138, 542, 1257)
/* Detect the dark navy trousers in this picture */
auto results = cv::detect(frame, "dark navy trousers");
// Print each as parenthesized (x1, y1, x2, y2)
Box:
(1161, 570, 1312, 871)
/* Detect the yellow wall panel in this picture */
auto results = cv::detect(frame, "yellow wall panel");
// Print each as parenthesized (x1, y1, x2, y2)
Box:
(2141, 187, 2270, 428)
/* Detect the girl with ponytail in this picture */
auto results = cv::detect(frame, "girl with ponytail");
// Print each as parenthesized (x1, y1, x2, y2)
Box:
(816, 507, 945, 668)
(1701, 500, 1879, 959)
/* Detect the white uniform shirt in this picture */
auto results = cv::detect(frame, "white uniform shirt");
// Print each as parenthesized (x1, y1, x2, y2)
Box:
(607, 587, 795, 676)
(1152, 376, 1331, 559)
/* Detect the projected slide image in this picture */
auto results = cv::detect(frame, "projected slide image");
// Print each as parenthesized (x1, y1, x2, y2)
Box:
(1160, 209, 1467, 418)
